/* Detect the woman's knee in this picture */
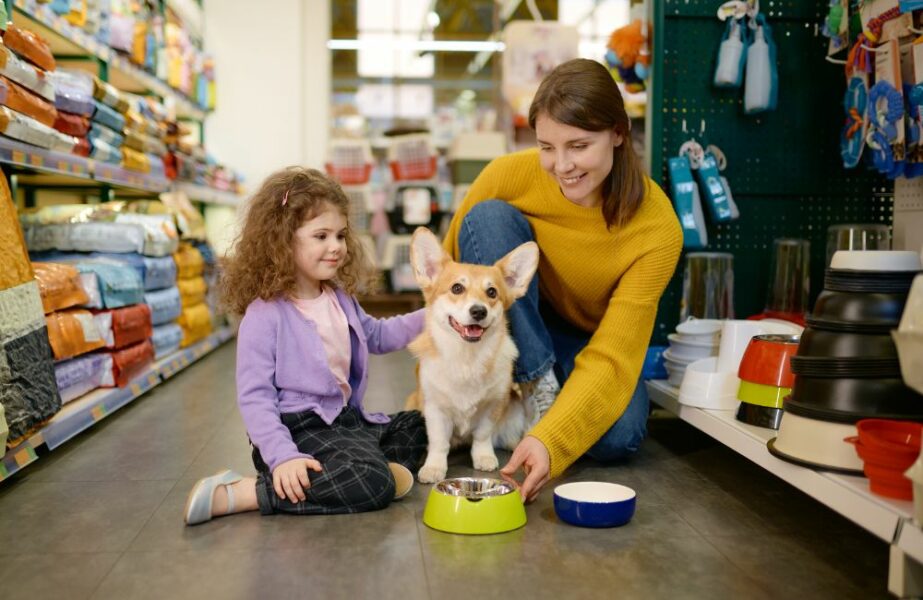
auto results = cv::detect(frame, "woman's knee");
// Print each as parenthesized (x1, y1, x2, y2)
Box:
(459, 201, 533, 264)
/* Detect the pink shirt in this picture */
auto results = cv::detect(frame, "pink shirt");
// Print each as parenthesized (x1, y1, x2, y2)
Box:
(291, 286, 352, 405)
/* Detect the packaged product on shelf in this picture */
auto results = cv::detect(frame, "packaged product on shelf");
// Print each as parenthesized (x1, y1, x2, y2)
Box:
(111, 213, 179, 256)
(0, 43, 54, 101)
(89, 136, 122, 165)
(100, 338, 154, 387)
(0, 105, 78, 152)
(2, 25, 56, 73)
(124, 109, 163, 139)
(32, 262, 89, 313)
(63, 0, 88, 28)
(52, 111, 91, 137)
(148, 152, 166, 179)
(91, 76, 129, 113)
(177, 276, 206, 308)
(88, 121, 125, 148)
(124, 129, 166, 156)
(157, 191, 206, 240)
(92, 303, 152, 349)
(27, 254, 144, 308)
(176, 302, 212, 347)
(73, 137, 90, 157)
(0, 75, 57, 127)
(91, 100, 126, 132)
(45, 308, 106, 360)
(35, 249, 179, 292)
(53, 353, 112, 404)
(48, 69, 94, 116)
(108, 11, 134, 54)
(121, 146, 150, 173)
(173, 242, 204, 278)
(0, 170, 61, 444)
(143, 286, 181, 326)
(151, 322, 182, 359)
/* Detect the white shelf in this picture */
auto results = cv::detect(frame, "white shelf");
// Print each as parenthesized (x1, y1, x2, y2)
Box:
(0, 326, 235, 482)
(646, 379, 913, 542)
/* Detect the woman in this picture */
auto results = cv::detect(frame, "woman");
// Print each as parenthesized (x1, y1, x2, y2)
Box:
(442, 58, 682, 501)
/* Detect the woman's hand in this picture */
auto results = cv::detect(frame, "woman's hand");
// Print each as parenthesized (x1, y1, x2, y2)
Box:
(500, 435, 550, 503)
(273, 457, 323, 503)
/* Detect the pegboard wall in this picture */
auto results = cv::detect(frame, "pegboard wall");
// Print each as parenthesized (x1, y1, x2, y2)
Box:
(647, 0, 893, 345)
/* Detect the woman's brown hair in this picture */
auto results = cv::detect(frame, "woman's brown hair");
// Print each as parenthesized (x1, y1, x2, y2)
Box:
(220, 166, 375, 315)
(528, 58, 646, 229)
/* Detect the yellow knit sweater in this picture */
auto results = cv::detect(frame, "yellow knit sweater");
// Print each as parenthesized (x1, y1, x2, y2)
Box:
(443, 148, 683, 478)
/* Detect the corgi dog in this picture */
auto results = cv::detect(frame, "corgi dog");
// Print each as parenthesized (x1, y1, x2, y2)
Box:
(406, 227, 539, 484)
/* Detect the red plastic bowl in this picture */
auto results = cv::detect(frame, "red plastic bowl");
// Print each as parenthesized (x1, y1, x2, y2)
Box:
(737, 334, 800, 388)
(863, 463, 913, 500)
(857, 420, 923, 454)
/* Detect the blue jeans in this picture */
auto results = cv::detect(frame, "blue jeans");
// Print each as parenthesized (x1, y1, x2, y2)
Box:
(457, 200, 649, 461)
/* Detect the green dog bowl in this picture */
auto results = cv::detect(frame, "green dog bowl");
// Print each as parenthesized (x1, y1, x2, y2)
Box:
(422, 477, 527, 535)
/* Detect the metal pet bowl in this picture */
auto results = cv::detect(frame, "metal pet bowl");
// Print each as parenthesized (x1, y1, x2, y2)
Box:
(422, 478, 526, 535)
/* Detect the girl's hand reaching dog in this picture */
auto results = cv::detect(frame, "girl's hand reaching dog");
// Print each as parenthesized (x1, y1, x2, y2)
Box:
(273, 457, 323, 504)
(500, 436, 550, 503)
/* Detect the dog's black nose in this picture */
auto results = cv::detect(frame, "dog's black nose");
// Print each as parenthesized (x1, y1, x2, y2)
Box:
(469, 304, 487, 321)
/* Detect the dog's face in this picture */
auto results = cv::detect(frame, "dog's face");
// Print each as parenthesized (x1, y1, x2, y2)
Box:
(410, 227, 539, 343)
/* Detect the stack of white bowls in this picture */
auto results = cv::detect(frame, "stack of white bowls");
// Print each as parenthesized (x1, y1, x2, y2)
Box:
(663, 319, 722, 386)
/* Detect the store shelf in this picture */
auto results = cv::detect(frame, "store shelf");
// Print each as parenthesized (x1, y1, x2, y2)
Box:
(646, 379, 913, 542)
(156, 326, 235, 380)
(12, 0, 208, 120)
(173, 182, 242, 207)
(93, 162, 171, 193)
(0, 325, 235, 482)
(0, 137, 92, 179)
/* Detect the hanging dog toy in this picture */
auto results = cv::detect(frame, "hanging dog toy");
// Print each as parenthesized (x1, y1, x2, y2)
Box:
(840, 75, 869, 168)
(866, 80, 904, 177)
(605, 18, 651, 93)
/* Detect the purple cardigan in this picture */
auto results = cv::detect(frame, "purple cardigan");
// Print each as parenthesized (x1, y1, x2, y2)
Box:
(236, 290, 424, 471)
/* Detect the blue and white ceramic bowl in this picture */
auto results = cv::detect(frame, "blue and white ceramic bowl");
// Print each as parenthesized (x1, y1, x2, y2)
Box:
(553, 482, 636, 528)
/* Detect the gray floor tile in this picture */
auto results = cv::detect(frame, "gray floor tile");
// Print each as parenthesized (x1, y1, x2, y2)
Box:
(704, 532, 890, 600)
(0, 552, 121, 599)
(0, 479, 173, 553)
(92, 546, 429, 600)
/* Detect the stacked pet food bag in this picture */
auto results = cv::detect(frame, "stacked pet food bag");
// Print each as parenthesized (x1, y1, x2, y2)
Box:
(20, 201, 180, 404)
(0, 24, 80, 155)
(0, 173, 61, 450)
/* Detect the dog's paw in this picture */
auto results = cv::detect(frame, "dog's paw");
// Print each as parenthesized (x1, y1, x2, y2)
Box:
(417, 464, 447, 484)
(472, 454, 499, 472)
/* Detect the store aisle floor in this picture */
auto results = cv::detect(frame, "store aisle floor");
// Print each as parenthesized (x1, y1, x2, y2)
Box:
(0, 341, 891, 599)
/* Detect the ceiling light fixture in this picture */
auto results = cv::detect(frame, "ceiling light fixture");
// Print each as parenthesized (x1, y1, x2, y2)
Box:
(327, 39, 506, 52)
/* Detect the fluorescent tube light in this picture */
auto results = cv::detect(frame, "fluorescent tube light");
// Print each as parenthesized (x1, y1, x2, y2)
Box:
(328, 39, 506, 52)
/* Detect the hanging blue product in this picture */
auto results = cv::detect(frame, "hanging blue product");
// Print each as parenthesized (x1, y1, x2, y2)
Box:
(841, 75, 869, 169)
(713, 17, 748, 88)
(868, 80, 904, 142)
(668, 156, 708, 249)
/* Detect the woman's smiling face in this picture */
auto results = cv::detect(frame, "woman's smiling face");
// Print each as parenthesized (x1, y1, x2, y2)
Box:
(535, 112, 623, 208)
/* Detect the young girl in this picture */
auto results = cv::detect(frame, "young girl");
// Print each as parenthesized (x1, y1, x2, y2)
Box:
(184, 167, 427, 525)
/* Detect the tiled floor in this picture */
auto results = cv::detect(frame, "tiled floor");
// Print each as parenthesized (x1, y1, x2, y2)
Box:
(0, 341, 892, 599)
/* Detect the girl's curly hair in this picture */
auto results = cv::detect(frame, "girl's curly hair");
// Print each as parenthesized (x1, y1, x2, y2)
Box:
(220, 166, 376, 315)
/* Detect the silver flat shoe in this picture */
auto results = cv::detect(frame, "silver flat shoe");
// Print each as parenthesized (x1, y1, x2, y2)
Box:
(184, 469, 243, 526)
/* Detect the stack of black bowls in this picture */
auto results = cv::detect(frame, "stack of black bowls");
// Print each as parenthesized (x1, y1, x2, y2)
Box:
(768, 251, 923, 473)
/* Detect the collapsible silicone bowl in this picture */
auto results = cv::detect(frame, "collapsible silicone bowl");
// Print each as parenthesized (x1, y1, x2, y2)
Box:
(856, 419, 922, 453)
(422, 478, 526, 535)
(737, 334, 799, 388)
(553, 482, 636, 528)
(863, 463, 913, 500)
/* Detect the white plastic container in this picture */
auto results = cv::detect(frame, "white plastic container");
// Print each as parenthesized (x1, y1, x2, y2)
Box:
(744, 26, 771, 113)
(678, 357, 740, 410)
(714, 19, 745, 87)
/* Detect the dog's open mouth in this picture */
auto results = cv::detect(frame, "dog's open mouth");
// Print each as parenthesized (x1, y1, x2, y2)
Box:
(449, 316, 486, 342)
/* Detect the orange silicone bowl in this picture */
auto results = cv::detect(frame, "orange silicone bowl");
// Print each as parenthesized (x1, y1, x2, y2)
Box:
(737, 334, 800, 388)
(863, 463, 913, 500)
(856, 419, 923, 454)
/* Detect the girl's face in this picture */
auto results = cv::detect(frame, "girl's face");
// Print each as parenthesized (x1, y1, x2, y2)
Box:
(535, 113, 623, 208)
(292, 204, 348, 298)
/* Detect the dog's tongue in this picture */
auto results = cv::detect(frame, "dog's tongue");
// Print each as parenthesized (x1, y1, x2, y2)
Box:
(463, 324, 484, 339)
(450, 317, 485, 341)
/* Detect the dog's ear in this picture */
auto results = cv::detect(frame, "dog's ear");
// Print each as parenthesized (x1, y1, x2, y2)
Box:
(410, 227, 447, 287)
(495, 241, 539, 299)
